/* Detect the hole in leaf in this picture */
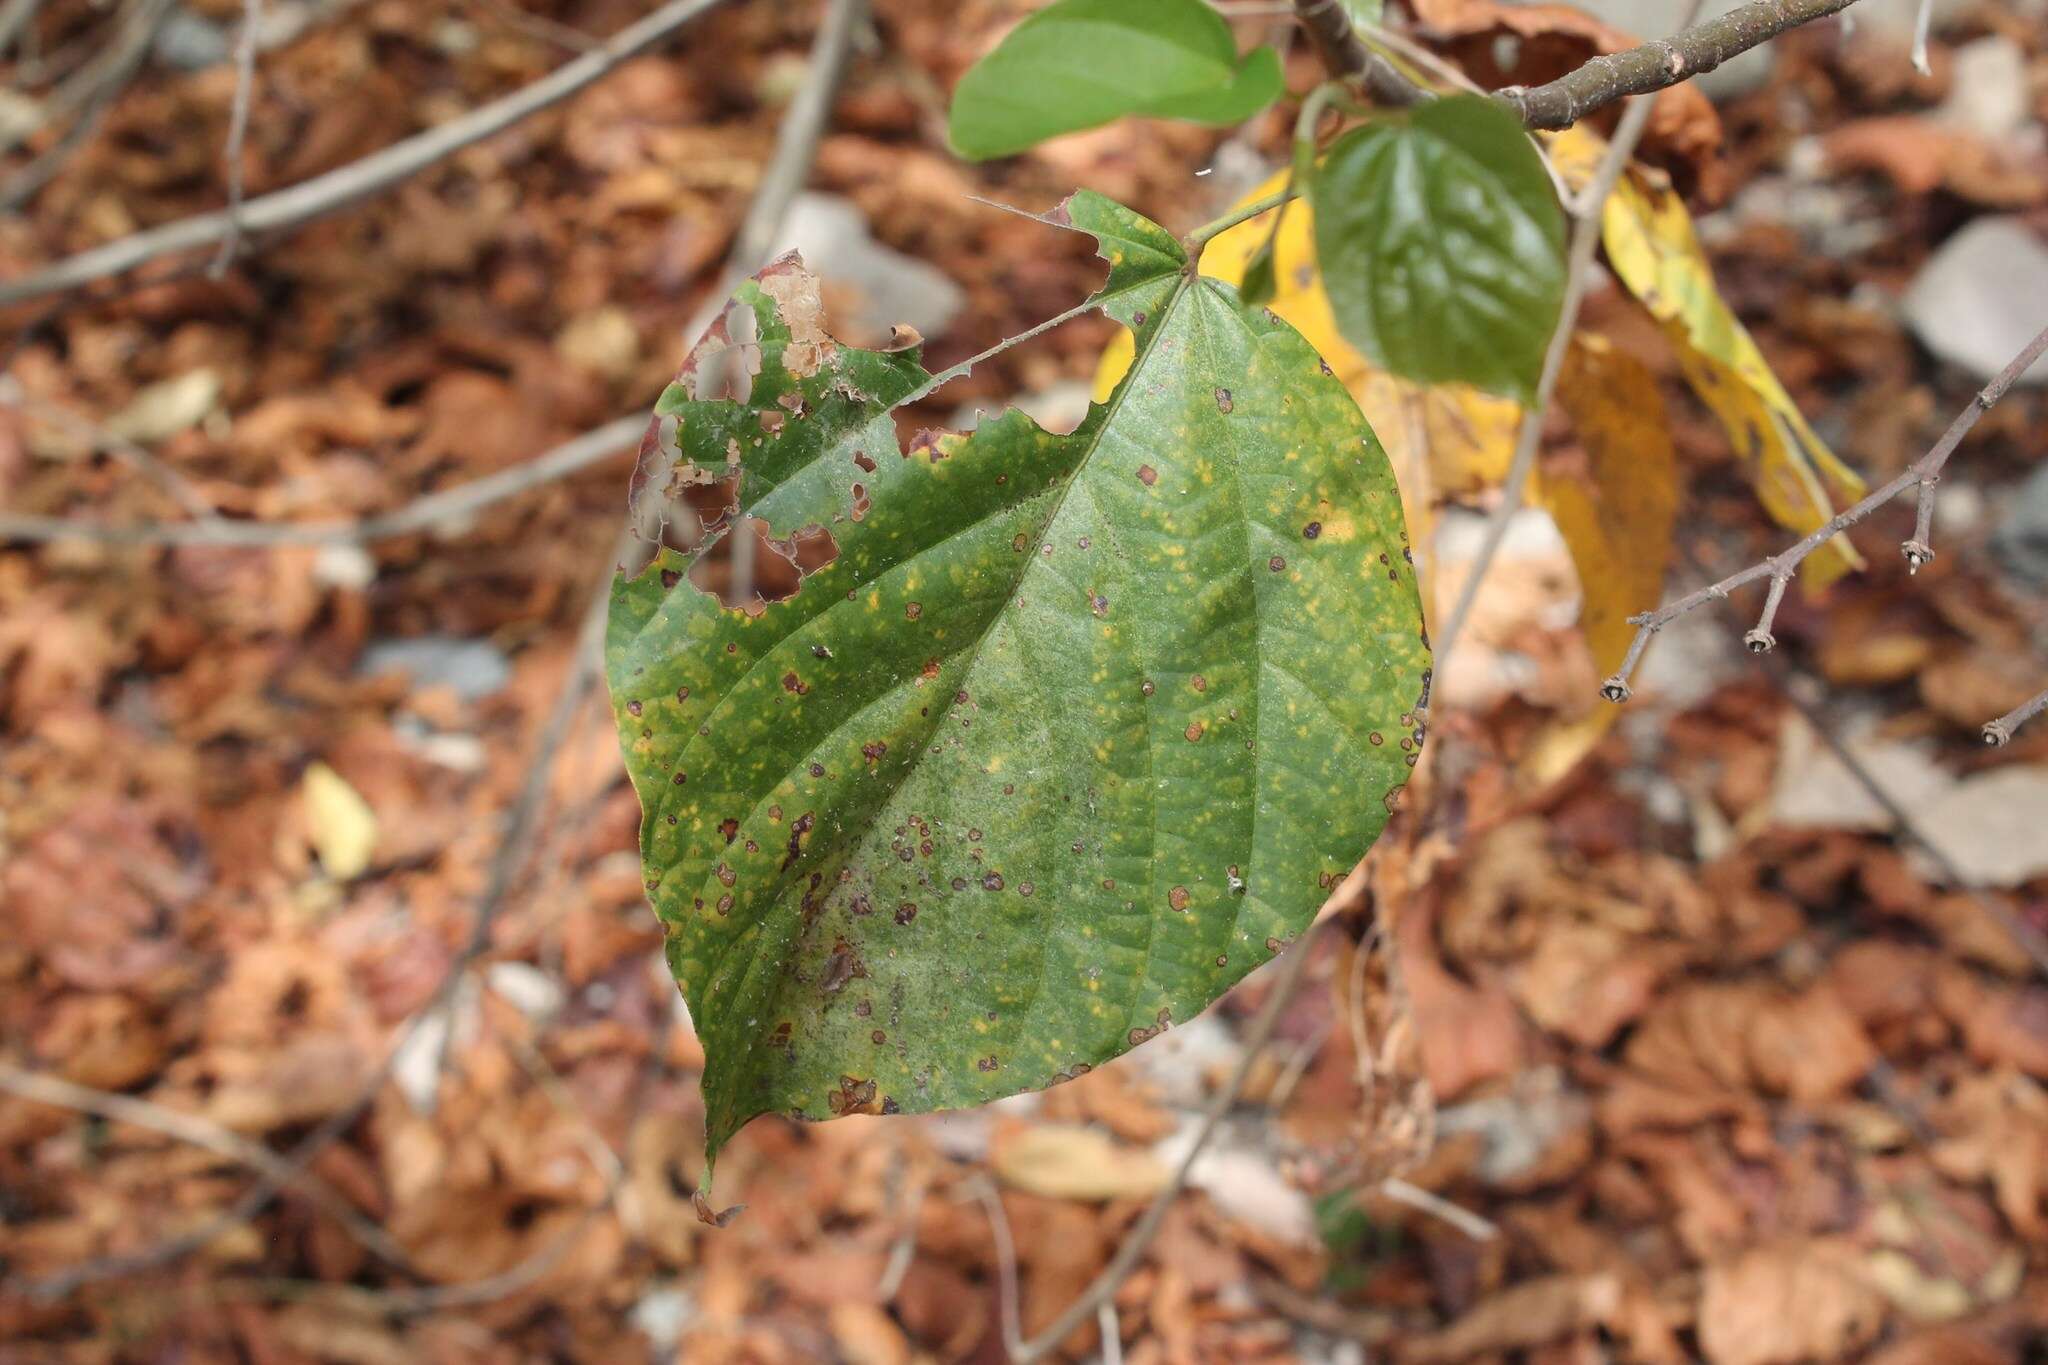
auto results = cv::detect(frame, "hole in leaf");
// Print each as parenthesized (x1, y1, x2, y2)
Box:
(687, 517, 839, 615)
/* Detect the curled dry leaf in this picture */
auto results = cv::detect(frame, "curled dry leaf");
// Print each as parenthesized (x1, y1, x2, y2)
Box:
(1697, 1239, 1888, 1365)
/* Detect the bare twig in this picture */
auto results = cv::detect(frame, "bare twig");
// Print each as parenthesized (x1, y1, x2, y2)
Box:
(0, 1063, 414, 1273)
(1433, 8, 1699, 672)
(0, 0, 174, 211)
(0, 0, 729, 307)
(0, 0, 43, 57)
(1004, 921, 1328, 1363)
(209, 0, 264, 278)
(1601, 319, 2048, 716)
(1675, 546, 2048, 981)
(1983, 688, 2048, 750)
(1379, 1177, 1497, 1240)
(0, 377, 219, 521)
(0, 413, 645, 548)
(1494, 0, 1862, 129)
(1294, 0, 1861, 129)
(457, 0, 596, 52)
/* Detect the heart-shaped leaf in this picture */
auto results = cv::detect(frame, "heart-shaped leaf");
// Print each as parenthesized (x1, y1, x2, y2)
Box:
(608, 192, 1430, 1185)
(948, 0, 1283, 161)
(1311, 96, 1565, 402)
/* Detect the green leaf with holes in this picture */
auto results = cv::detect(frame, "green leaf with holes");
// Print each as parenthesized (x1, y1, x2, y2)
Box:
(1310, 95, 1565, 402)
(947, 0, 1283, 161)
(607, 191, 1430, 1192)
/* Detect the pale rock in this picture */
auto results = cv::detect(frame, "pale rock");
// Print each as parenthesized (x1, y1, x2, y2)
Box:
(105, 369, 221, 443)
(1903, 219, 2048, 386)
(1934, 36, 2030, 142)
(1769, 713, 1954, 831)
(1909, 766, 2048, 888)
(486, 961, 566, 1020)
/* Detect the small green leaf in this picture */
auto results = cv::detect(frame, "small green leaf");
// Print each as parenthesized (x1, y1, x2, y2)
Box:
(948, 0, 1283, 161)
(1340, 0, 1384, 25)
(1310, 95, 1565, 402)
(608, 192, 1429, 1186)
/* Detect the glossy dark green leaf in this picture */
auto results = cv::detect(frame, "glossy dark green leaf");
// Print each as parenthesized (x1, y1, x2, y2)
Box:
(948, 0, 1283, 161)
(1310, 95, 1565, 401)
(607, 192, 1429, 1186)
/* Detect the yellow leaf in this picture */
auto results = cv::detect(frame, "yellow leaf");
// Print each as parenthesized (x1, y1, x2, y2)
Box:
(302, 761, 378, 881)
(1537, 335, 1679, 678)
(1520, 335, 1680, 786)
(1552, 125, 1866, 585)
(990, 1123, 1169, 1202)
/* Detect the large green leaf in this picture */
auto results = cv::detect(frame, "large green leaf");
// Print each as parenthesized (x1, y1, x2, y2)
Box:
(1310, 95, 1565, 402)
(607, 192, 1429, 1187)
(948, 0, 1283, 161)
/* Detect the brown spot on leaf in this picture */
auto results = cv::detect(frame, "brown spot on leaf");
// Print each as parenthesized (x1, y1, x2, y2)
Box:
(821, 937, 866, 993)
(1302, 521, 1321, 539)
(1214, 387, 1233, 413)
(894, 902, 917, 924)
(1184, 722, 1204, 742)
(781, 812, 816, 870)
(827, 1074, 880, 1116)
(905, 602, 922, 621)
(1168, 886, 1191, 912)
(781, 671, 808, 696)
(1137, 464, 1158, 487)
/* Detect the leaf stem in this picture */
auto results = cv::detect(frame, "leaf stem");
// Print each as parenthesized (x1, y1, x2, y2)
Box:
(1184, 185, 1297, 251)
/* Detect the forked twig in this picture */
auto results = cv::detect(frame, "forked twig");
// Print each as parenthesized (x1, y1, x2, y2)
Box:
(0, 0, 731, 307)
(1600, 319, 2048, 748)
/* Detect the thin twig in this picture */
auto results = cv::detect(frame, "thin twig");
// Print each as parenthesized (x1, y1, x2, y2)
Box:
(0, 0, 730, 307)
(1433, 7, 1700, 672)
(0, 1063, 415, 1273)
(1983, 689, 2048, 749)
(209, 0, 264, 278)
(1004, 922, 1329, 1363)
(1293, 0, 1862, 129)
(0, 377, 219, 521)
(1675, 547, 2048, 981)
(0, 0, 174, 211)
(1494, 0, 1862, 129)
(1601, 319, 2048, 718)
(1379, 1177, 1498, 1241)
(457, 0, 596, 51)
(0, 414, 645, 547)
(0, 0, 43, 57)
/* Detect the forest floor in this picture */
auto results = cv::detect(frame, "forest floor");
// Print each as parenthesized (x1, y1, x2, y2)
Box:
(3, 1, 2048, 1362)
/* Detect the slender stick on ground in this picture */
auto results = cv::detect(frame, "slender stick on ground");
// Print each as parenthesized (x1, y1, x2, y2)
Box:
(0, 1063, 415, 1272)
(0, 0, 730, 307)
(209, 0, 265, 277)
(1003, 919, 1329, 1363)
(1599, 319, 2048, 727)
(14, 0, 865, 1300)
(0, 414, 647, 548)
(1433, 4, 1703, 672)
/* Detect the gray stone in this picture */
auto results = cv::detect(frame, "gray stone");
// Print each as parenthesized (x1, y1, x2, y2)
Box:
(359, 635, 512, 701)
(1902, 218, 2048, 387)
(1991, 461, 2048, 590)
